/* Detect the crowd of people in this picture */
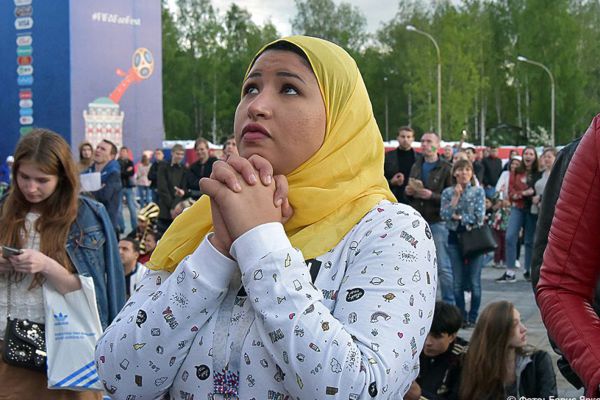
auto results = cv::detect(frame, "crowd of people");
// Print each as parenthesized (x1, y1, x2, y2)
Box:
(385, 127, 558, 325)
(0, 34, 596, 400)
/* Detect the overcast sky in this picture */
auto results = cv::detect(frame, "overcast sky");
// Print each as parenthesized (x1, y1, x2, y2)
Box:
(197, 1, 401, 35)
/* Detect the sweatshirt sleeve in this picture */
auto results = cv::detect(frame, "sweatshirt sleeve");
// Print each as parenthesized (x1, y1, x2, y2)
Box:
(95, 235, 237, 398)
(231, 204, 437, 399)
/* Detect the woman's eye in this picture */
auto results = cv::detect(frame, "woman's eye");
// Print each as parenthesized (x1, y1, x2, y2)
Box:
(282, 85, 299, 95)
(243, 84, 258, 95)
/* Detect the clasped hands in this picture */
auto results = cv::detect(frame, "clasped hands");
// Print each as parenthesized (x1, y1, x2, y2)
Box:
(200, 155, 293, 257)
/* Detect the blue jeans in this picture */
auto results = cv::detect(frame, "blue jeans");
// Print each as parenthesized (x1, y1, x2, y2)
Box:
(448, 243, 483, 323)
(137, 186, 152, 208)
(431, 222, 454, 304)
(118, 187, 138, 233)
(484, 186, 496, 199)
(505, 207, 537, 272)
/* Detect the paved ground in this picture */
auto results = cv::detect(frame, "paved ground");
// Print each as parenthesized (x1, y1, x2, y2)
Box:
(457, 264, 584, 397)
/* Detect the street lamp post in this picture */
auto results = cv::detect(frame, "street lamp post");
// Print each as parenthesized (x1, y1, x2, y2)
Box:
(407, 24, 442, 139)
(384, 76, 389, 141)
(517, 55, 555, 146)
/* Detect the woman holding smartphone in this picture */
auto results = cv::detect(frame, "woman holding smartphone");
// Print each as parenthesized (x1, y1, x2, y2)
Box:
(0, 129, 125, 399)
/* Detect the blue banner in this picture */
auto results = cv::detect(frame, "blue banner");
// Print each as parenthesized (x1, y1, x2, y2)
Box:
(0, 0, 163, 163)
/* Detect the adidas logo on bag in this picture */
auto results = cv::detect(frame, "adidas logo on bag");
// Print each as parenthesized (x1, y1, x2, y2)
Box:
(53, 312, 69, 326)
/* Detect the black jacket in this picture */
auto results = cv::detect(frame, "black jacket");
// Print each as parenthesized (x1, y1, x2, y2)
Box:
(406, 157, 453, 224)
(185, 157, 218, 200)
(157, 162, 187, 221)
(384, 148, 420, 204)
(118, 158, 135, 188)
(481, 156, 503, 188)
(148, 160, 167, 189)
(418, 337, 467, 400)
(512, 350, 557, 399)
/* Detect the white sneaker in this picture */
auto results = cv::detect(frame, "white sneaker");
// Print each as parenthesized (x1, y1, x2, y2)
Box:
(515, 260, 521, 269)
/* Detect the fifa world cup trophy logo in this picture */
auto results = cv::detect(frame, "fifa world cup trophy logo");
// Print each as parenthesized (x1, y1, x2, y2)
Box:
(83, 48, 155, 148)
(109, 47, 154, 103)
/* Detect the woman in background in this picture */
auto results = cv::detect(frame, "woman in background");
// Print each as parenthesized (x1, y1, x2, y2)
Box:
(77, 141, 94, 172)
(459, 301, 556, 399)
(496, 147, 540, 282)
(441, 159, 486, 327)
(530, 147, 557, 216)
(135, 153, 153, 208)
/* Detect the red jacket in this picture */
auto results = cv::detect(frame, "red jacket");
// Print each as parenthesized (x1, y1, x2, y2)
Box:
(537, 114, 600, 396)
(508, 170, 529, 208)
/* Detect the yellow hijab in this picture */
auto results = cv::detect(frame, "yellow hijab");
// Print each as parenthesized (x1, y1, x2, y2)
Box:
(148, 36, 395, 272)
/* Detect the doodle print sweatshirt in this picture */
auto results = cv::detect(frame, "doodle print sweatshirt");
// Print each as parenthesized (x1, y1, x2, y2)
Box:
(95, 201, 437, 399)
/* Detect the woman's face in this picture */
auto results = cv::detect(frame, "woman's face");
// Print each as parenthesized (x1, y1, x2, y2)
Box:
(16, 161, 59, 206)
(522, 148, 536, 167)
(508, 308, 527, 348)
(454, 166, 473, 186)
(542, 151, 556, 170)
(81, 145, 93, 160)
(234, 50, 326, 176)
(510, 159, 520, 172)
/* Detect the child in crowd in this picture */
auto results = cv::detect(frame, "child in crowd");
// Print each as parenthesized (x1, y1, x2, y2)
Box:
(491, 193, 510, 269)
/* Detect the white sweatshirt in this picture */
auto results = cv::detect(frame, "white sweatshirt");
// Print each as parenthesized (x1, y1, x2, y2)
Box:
(95, 201, 437, 399)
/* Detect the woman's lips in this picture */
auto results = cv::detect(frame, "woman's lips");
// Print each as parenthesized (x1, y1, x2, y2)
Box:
(242, 131, 269, 141)
(242, 124, 270, 142)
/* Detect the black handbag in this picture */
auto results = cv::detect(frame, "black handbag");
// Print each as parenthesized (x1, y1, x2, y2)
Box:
(457, 224, 497, 258)
(3, 317, 47, 372)
(2, 279, 47, 372)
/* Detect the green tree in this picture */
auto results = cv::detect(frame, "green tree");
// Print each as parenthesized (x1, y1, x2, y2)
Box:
(161, 1, 279, 141)
(291, 0, 368, 52)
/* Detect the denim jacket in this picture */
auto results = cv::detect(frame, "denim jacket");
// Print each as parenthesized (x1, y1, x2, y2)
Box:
(0, 195, 125, 329)
(440, 184, 485, 231)
(66, 196, 126, 329)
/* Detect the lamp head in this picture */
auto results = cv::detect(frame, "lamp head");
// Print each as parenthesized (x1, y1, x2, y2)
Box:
(517, 56, 528, 62)
(406, 25, 416, 31)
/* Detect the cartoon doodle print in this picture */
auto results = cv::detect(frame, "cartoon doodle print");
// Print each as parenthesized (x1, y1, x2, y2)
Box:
(135, 310, 147, 327)
(94, 203, 436, 398)
(176, 271, 185, 284)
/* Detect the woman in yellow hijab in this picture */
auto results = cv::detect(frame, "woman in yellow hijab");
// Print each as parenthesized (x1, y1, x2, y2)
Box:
(96, 36, 437, 399)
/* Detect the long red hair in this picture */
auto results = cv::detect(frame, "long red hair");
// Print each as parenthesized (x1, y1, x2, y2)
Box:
(0, 129, 80, 285)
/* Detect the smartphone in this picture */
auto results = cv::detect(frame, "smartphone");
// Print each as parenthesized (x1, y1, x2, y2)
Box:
(2, 246, 23, 258)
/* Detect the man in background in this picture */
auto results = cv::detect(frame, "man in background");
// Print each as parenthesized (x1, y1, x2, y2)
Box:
(87, 139, 122, 235)
(481, 146, 503, 197)
(405, 132, 454, 304)
(118, 146, 137, 235)
(384, 126, 419, 204)
(118, 238, 147, 298)
(185, 138, 218, 200)
(148, 148, 166, 204)
(156, 144, 187, 234)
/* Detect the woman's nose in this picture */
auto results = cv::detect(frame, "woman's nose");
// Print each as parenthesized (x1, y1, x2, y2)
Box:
(247, 93, 272, 120)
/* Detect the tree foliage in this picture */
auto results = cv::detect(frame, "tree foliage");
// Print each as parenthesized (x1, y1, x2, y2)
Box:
(291, 0, 368, 52)
(162, 0, 600, 146)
